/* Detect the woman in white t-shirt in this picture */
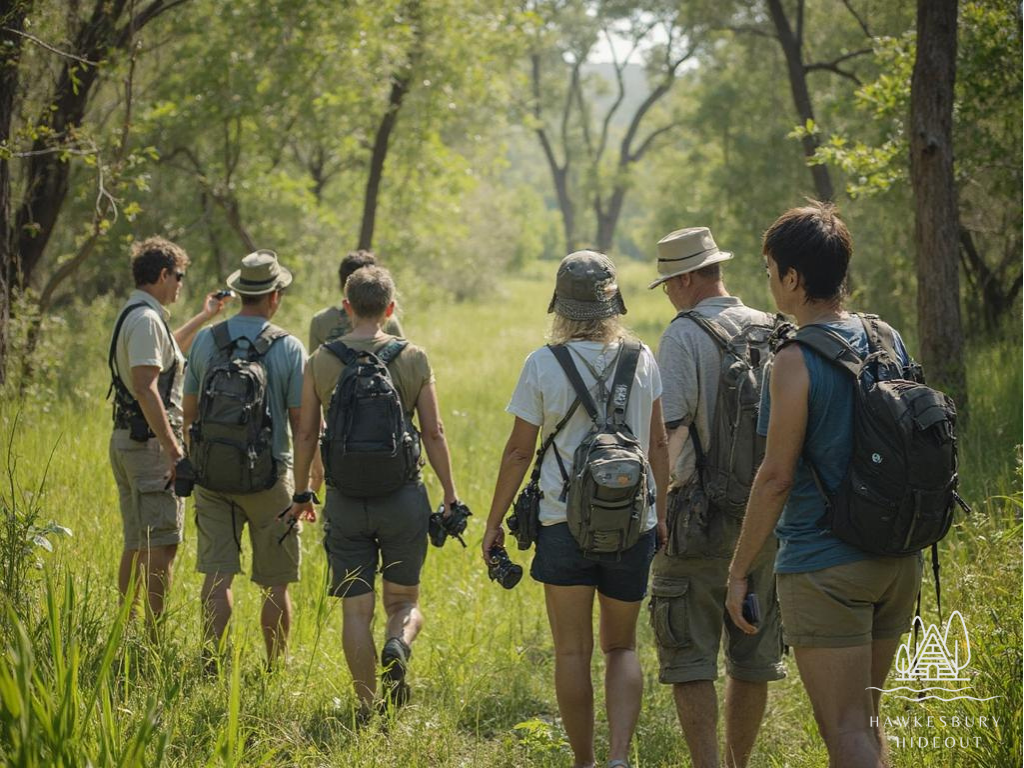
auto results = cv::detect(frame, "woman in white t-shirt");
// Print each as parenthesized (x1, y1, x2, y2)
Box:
(483, 251, 669, 768)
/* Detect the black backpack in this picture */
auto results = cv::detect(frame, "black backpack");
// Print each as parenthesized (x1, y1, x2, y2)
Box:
(549, 340, 652, 555)
(674, 311, 776, 516)
(320, 339, 421, 498)
(782, 313, 969, 557)
(190, 322, 288, 494)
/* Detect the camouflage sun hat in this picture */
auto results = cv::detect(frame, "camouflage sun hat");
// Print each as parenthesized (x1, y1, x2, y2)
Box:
(547, 250, 628, 321)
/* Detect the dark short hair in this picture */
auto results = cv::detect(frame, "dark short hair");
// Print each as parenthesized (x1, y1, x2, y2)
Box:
(763, 201, 851, 302)
(339, 250, 377, 288)
(345, 265, 394, 319)
(131, 237, 189, 287)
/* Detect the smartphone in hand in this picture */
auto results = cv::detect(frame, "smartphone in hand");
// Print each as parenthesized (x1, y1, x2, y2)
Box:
(741, 577, 761, 627)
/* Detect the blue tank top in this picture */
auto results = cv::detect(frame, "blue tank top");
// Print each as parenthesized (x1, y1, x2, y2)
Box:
(757, 317, 911, 573)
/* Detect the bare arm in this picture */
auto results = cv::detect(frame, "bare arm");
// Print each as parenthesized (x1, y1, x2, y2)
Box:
(648, 398, 670, 550)
(481, 416, 540, 561)
(285, 363, 323, 523)
(726, 345, 808, 634)
(131, 365, 184, 476)
(666, 424, 688, 482)
(174, 293, 232, 354)
(416, 381, 458, 508)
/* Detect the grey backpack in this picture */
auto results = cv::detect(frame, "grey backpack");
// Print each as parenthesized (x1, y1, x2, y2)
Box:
(675, 312, 776, 516)
(549, 340, 650, 555)
(191, 322, 288, 494)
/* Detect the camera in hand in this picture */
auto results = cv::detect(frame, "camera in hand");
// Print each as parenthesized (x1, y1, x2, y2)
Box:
(213, 289, 235, 300)
(174, 456, 196, 497)
(428, 500, 472, 548)
(487, 545, 523, 590)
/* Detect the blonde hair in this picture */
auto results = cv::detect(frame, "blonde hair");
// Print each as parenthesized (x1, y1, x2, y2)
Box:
(549, 314, 631, 345)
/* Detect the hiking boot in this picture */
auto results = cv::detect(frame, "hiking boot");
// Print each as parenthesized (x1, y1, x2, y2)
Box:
(380, 637, 412, 709)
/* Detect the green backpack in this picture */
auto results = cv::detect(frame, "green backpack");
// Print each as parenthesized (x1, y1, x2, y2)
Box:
(549, 340, 651, 556)
(190, 322, 288, 494)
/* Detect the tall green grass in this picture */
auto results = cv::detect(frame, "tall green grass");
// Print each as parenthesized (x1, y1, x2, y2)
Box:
(0, 262, 1019, 766)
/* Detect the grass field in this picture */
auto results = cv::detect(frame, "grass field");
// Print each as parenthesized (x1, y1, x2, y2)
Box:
(0, 261, 1020, 767)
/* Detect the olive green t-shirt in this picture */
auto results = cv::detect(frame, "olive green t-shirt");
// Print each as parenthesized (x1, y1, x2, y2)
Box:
(309, 333, 432, 419)
(308, 306, 404, 351)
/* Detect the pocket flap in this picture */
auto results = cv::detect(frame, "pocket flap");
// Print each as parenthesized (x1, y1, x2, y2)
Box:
(650, 575, 689, 598)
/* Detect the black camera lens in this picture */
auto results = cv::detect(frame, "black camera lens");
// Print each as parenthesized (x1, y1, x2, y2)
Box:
(487, 545, 523, 590)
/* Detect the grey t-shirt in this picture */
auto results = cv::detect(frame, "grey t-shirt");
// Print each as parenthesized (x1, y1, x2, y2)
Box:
(185, 315, 307, 466)
(657, 296, 773, 489)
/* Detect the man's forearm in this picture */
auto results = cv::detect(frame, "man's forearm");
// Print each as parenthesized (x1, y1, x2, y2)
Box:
(729, 470, 791, 578)
(174, 308, 213, 354)
(136, 387, 182, 460)
(422, 433, 456, 499)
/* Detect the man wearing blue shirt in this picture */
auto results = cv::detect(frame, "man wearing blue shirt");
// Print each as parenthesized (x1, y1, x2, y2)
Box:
(184, 250, 309, 668)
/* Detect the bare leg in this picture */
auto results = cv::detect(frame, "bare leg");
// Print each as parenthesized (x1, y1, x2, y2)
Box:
(341, 592, 377, 709)
(870, 637, 902, 766)
(261, 585, 291, 667)
(544, 584, 597, 768)
(137, 543, 177, 640)
(382, 580, 423, 648)
(672, 680, 719, 768)
(597, 593, 643, 766)
(793, 645, 883, 768)
(202, 572, 234, 658)
(724, 677, 768, 768)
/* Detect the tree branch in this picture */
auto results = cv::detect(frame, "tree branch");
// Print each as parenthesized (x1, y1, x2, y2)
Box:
(0, 27, 100, 65)
(840, 0, 872, 38)
(629, 121, 680, 163)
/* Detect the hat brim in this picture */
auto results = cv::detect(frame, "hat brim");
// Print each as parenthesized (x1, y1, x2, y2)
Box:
(226, 266, 294, 295)
(648, 251, 733, 289)
(547, 290, 627, 320)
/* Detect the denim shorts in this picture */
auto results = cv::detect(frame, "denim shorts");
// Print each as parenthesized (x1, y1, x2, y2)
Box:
(531, 522, 657, 603)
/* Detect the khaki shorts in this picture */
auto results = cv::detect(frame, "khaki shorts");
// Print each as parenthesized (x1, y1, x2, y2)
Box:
(649, 530, 785, 684)
(777, 555, 923, 648)
(194, 471, 299, 587)
(109, 430, 184, 550)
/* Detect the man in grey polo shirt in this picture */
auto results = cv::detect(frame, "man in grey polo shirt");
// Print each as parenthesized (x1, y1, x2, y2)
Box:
(108, 236, 230, 630)
(647, 227, 784, 768)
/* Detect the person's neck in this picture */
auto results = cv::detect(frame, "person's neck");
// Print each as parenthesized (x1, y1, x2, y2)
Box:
(348, 316, 385, 339)
(238, 306, 271, 320)
(679, 281, 729, 311)
(793, 300, 845, 328)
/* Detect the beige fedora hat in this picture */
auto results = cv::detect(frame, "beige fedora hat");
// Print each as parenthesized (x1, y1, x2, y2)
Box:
(648, 227, 733, 289)
(226, 249, 293, 295)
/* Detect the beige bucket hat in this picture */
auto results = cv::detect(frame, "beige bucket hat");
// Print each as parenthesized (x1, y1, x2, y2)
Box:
(648, 227, 733, 289)
(226, 249, 293, 295)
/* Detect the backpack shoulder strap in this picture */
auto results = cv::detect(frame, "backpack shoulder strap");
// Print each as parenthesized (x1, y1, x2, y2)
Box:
(108, 302, 150, 380)
(607, 339, 641, 424)
(547, 344, 600, 423)
(376, 338, 408, 365)
(211, 321, 235, 352)
(673, 311, 732, 349)
(251, 323, 289, 356)
(785, 325, 864, 378)
(323, 340, 358, 367)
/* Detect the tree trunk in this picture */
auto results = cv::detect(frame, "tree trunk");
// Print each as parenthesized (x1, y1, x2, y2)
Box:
(766, 0, 835, 202)
(359, 71, 412, 251)
(358, 0, 421, 252)
(0, 3, 31, 385)
(910, 0, 967, 411)
(595, 186, 625, 254)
